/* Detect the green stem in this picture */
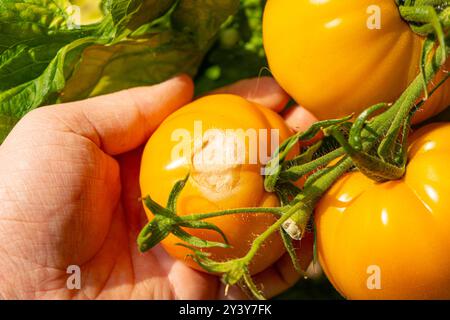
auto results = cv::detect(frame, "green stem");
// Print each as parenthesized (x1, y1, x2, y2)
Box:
(253, 156, 352, 243)
(242, 201, 305, 262)
(281, 44, 446, 237)
(182, 207, 283, 221)
(280, 147, 346, 181)
(377, 45, 444, 160)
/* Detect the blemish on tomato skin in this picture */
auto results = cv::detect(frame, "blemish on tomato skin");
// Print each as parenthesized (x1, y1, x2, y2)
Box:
(190, 131, 243, 193)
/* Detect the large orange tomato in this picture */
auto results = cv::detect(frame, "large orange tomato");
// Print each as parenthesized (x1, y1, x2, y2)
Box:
(316, 123, 450, 299)
(140, 94, 298, 274)
(263, 0, 450, 123)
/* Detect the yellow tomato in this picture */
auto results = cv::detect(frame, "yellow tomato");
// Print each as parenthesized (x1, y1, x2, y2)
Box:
(263, 0, 450, 123)
(140, 94, 299, 274)
(316, 123, 450, 299)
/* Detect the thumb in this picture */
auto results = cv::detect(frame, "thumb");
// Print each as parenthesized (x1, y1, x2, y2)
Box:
(32, 75, 193, 155)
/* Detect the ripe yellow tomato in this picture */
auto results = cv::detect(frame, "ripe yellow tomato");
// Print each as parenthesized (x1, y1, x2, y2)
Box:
(140, 94, 298, 274)
(316, 123, 450, 299)
(263, 0, 450, 123)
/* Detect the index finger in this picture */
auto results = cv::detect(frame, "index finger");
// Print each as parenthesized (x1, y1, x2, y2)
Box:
(210, 77, 290, 113)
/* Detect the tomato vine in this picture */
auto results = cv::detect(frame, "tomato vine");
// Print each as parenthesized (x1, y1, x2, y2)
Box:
(137, 1, 450, 299)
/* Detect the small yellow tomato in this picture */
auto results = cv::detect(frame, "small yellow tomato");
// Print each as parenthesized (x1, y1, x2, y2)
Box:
(316, 123, 450, 299)
(263, 0, 450, 123)
(140, 94, 300, 274)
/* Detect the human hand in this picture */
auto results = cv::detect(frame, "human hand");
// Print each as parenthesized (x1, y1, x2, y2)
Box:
(0, 76, 317, 300)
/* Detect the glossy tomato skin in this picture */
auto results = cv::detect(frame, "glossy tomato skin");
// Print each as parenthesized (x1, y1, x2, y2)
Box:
(316, 123, 450, 299)
(140, 94, 298, 275)
(263, 0, 450, 123)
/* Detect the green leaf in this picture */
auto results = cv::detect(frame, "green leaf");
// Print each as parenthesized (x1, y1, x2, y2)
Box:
(0, 37, 98, 142)
(0, 0, 239, 142)
(0, 0, 72, 48)
(0, 34, 83, 92)
(0, 113, 19, 142)
(0, 1, 111, 142)
(194, 0, 268, 95)
(59, 31, 204, 101)
(102, 0, 175, 30)
(172, 0, 240, 48)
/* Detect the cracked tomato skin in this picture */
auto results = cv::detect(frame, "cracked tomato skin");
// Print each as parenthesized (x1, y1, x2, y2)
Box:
(263, 0, 450, 123)
(140, 94, 301, 275)
(316, 123, 450, 299)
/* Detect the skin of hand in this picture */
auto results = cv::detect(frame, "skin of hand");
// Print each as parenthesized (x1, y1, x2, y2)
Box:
(0, 75, 317, 300)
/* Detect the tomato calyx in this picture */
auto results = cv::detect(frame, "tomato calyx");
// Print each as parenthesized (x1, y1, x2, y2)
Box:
(137, 175, 232, 252)
(178, 243, 266, 300)
(137, 173, 306, 299)
(137, 173, 289, 253)
(263, 115, 352, 193)
(333, 40, 448, 180)
(280, 29, 449, 240)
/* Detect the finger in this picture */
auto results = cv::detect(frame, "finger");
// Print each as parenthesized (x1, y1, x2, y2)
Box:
(116, 147, 148, 233)
(283, 105, 318, 133)
(40, 75, 194, 155)
(211, 77, 290, 112)
(252, 232, 314, 299)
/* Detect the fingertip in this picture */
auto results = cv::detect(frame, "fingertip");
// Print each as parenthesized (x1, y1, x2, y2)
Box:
(123, 74, 194, 133)
(156, 74, 195, 116)
(130, 74, 194, 111)
(170, 74, 195, 101)
(283, 105, 318, 132)
(56, 75, 195, 155)
(254, 77, 290, 112)
(212, 77, 290, 112)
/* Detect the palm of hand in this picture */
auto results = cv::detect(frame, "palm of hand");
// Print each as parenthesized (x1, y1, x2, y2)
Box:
(0, 76, 315, 300)
(0, 120, 220, 300)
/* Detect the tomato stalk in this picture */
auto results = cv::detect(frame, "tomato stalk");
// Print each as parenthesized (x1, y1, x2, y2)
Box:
(397, 0, 450, 91)
(137, 46, 448, 298)
(398, 0, 449, 64)
(283, 40, 448, 238)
